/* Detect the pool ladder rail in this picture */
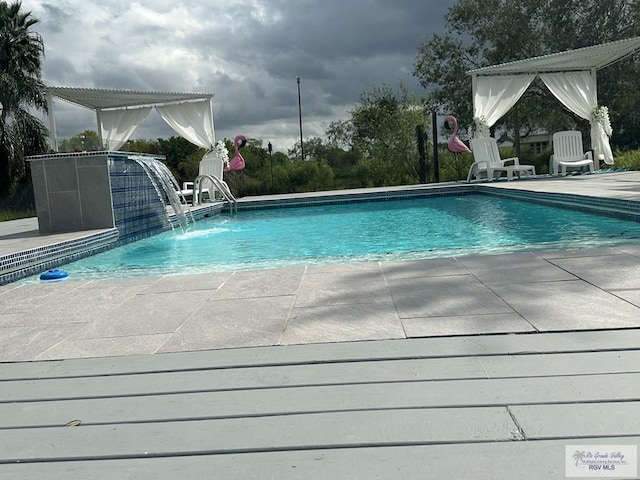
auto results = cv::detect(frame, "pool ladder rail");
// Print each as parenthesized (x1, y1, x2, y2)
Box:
(192, 174, 238, 214)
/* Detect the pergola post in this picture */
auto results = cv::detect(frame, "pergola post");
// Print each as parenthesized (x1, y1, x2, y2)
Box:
(209, 96, 216, 144)
(46, 89, 58, 152)
(96, 108, 104, 150)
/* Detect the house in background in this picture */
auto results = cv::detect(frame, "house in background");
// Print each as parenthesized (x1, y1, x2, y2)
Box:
(521, 133, 553, 153)
(499, 132, 553, 153)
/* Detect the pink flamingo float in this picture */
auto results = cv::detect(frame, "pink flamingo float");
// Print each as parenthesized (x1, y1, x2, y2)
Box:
(443, 115, 471, 154)
(224, 135, 247, 171)
(444, 115, 471, 179)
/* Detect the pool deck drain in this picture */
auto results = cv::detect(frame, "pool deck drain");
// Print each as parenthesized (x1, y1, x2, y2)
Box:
(1, 172, 640, 479)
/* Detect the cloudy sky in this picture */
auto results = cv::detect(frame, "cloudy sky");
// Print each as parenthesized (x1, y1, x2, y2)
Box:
(23, 0, 454, 152)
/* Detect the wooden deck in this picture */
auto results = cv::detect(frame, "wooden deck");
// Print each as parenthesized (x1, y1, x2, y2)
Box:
(1, 329, 639, 479)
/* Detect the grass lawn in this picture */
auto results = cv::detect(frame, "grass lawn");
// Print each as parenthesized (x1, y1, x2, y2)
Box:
(0, 210, 36, 222)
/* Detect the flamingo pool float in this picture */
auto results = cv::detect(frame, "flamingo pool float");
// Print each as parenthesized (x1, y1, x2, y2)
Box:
(443, 115, 471, 154)
(224, 135, 247, 171)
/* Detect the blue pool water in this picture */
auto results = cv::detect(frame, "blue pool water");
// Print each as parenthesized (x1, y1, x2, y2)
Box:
(51, 194, 640, 280)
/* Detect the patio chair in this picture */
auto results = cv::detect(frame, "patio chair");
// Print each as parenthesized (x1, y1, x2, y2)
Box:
(180, 150, 225, 202)
(549, 131, 595, 175)
(467, 137, 536, 182)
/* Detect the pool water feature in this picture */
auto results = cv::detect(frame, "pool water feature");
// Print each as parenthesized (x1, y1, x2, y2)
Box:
(46, 193, 640, 281)
(130, 155, 193, 233)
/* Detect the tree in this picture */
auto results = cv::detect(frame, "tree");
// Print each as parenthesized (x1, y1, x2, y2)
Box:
(413, 0, 640, 150)
(326, 119, 354, 151)
(288, 137, 329, 162)
(0, 1, 48, 196)
(127, 138, 161, 154)
(58, 130, 102, 152)
(349, 83, 427, 186)
(537, 0, 640, 149)
(413, 34, 478, 132)
(156, 136, 202, 184)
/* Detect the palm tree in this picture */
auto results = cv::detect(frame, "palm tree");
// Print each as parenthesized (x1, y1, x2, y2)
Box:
(0, 1, 48, 197)
(572, 450, 587, 467)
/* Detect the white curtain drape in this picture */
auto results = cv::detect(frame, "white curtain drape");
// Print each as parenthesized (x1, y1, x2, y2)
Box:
(100, 106, 152, 150)
(156, 99, 215, 149)
(473, 74, 536, 136)
(540, 71, 613, 164)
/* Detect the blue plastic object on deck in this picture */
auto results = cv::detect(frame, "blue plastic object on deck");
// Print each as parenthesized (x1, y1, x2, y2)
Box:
(40, 269, 68, 281)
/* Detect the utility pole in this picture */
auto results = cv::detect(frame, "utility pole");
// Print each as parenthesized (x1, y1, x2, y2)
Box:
(268, 141, 274, 189)
(297, 76, 304, 160)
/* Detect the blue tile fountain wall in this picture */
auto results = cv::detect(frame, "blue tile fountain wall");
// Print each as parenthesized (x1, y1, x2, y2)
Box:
(108, 154, 172, 244)
(4, 151, 188, 284)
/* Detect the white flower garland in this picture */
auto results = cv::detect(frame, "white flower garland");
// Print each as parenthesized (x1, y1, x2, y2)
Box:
(213, 140, 230, 168)
(592, 105, 613, 137)
(472, 116, 490, 137)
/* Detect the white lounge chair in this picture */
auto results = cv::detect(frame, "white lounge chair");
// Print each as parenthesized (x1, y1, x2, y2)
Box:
(180, 150, 226, 202)
(549, 131, 595, 175)
(467, 137, 536, 182)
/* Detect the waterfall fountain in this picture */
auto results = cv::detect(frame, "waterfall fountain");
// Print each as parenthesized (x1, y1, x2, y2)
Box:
(13, 150, 223, 285)
(27, 151, 199, 241)
(130, 156, 194, 233)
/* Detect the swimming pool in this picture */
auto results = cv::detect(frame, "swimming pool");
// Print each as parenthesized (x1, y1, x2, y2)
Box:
(45, 193, 640, 281)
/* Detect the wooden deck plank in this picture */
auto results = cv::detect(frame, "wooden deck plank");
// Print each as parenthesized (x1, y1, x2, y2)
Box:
(2, 373, 640, 429)
(2, 328, 640, 381)
(1, 437, 638, 480)
(479, 349, 640, 378)
(1, 329, 639, 477)
(0, 407, 520, 463)
(510, 401, 640, 439)
(2, 349, 640, 403)
(0, 356, 487, 402)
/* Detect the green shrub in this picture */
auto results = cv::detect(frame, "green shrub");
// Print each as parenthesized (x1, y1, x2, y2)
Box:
(518, 146, 553, 175)
(0, 209, 35, 222)
(612, 150, 640, 170)
(435, 149, 474, 182)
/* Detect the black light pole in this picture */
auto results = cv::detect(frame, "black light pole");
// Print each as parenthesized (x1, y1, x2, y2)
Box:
(431, 110, 440, 183)
(268, 141, 274, 189)
(296, 76, 304, 160)
(416, 125, 427, 183)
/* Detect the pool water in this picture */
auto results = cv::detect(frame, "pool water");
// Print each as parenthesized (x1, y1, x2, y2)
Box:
(52, 194, 640, 280)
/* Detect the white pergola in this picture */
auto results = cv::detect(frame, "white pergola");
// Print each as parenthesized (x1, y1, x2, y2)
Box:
(45, 86, 216, 152)
(467, 36, 640, 164)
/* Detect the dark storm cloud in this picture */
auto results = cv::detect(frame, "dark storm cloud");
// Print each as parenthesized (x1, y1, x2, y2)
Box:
(24, 0, 454, 150)
(37, 3, 72, 33)
(193, 0, 450, 59)
(186, 0, 452, 133)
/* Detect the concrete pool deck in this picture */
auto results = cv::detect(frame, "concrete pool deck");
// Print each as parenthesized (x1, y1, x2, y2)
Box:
(2, 171, 640, 362)
(1, 172, 640, 478)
